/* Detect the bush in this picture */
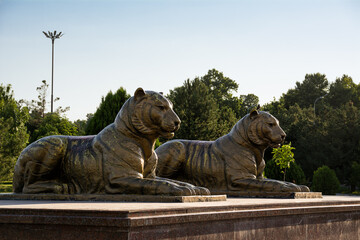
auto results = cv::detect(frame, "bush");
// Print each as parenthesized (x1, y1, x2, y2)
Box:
(350, 161, 360, 191)
(265, 160, 307, 185)
(0, 181, 13, 193)
(271, 143, 295, 181)
(312, 166, 340, 195)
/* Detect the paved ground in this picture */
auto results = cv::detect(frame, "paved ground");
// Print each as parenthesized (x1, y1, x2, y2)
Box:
(0, 195, 359, 212)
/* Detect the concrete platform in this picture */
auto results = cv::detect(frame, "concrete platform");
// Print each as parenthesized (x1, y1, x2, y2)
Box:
(211, 191, 322, 198)
(1, 195, 360, 239)
(0, 193, 226, 203)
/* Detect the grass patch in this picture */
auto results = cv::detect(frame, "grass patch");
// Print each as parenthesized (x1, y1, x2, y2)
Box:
(0, 182, 13, 193)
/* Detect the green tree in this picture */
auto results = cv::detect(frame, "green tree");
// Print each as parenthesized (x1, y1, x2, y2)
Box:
(168, 78, 221, 140)
(73, 113, 93, 136)
(201, 69, 238, 105)
(282, 73, 329, 109)
(30, 113, 79, 142)
(168, 69, 243, 140)
(0, 84, 29, 181)
(263, 100, 327, 181)
(167, 69, 263, 141)
(21, 80, 70, 141)
(265, 160, 306, 185)
(263, 73, 360, 189)
(200, 69, 259, 120)
(238, 93, 260, 117)
(312, 166, 340, 195)
(327, 75, 359, 108)
(21, 80, 70, 117)
(85, 87, 130, 135)
(322, 102, 360, 183)
(350, 161, 360, 192)
(19, 80, 48, 136)
(201, 69, 240, 126)
(271, 143, 296, 181)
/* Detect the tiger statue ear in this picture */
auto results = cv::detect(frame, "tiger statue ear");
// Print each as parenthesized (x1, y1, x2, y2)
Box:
(250, 109, 259, 119)
(134, 88, 146, 101)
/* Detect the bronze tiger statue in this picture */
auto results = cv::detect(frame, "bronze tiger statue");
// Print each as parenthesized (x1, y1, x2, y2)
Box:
(156, 110, 310, 193)
(13, 88, 210, 196)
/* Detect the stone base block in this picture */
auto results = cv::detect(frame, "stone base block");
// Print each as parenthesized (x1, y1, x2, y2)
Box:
(211, 191, 322, 198)
(0, 193, 226, 202)
(1, 196, 359, 239)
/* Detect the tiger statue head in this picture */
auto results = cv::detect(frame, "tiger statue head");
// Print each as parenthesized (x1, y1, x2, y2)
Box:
(237, 109, 286, 149)
(115, 88, 181, 139)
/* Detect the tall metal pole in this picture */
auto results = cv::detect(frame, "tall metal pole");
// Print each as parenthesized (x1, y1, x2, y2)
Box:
(51, 38, 54, 113)
(43, 31, 63, 113)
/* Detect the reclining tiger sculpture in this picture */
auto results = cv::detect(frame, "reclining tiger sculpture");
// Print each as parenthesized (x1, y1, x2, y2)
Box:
(156, 109, 310, 193)
(13, 88, 210, 196)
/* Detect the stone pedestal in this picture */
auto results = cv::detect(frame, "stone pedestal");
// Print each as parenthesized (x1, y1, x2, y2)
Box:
(1, 196, 360, 240)
(0, 193, 226, 202)
(211, 191, 322, 198)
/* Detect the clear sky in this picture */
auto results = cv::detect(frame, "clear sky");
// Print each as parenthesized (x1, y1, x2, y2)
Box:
(1, 0, 359, 121)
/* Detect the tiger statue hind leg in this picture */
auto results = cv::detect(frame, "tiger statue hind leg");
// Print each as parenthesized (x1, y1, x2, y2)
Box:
(13, 136, 73, 194)
(155, 140, 187, 178)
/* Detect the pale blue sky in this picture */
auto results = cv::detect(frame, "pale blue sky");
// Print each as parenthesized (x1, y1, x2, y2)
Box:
(1, 0, 359, 121)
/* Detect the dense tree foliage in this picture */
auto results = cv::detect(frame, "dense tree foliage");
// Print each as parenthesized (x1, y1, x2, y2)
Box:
(264, 73, 360, 188)
(20, 80, 73, 143)
(0, 84, 29, 181)
(85, 87, 130, 135)
(271, 143, 295, 181)
(327, 75, 360, 108)
(168, 78, 222, 140)
(282, 73, 329, 109)
(265, 160, 306, 185)
(350, 162, 360, 191)
(238, 94, 260, 117)
(30, 113, 79, 142)
(73, 113, 93, 136)
(312, 166, 340, 195)
(168, 70, 360, 191)
(168, 69, 242, 140)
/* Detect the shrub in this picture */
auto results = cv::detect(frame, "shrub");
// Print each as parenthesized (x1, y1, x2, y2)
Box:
(0, 181, 13, 193)
(312, 166, 340, 195)
(350, 161, 360, 191)
(271, 143, 295, 181)
(265, 160, 307, 185)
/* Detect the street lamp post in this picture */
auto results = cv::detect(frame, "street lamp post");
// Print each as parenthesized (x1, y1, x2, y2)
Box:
(314, 93, 328, 117)
(43, 31, 63, 113)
